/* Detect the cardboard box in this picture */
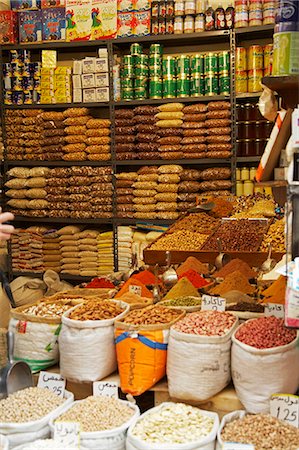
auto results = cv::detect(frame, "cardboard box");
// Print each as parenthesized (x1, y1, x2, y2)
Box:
(82, 57, 95, 73)
(83, 87, 96, 102)
(117, 0, 133, 12)
(95, 57, 108, 72)
(96, 86, 109, 102)
(117, 11, 133, 37)
(41, 0, 65, 8)
(81, 73, 95, 88)
(72, 74, 81, 88)
(133, 9, 150, 36)
(0, 11, 18, 44)
(73, 88, 82, 102)
(18, 10, 42, 43)
(11, 0, 41, 10)
(42, 7, 66, 41)
(90, 0, 117, 40)
(73, 60, 82, 74)
(66, 0, 91, 41)
(95, 72, 109, 87)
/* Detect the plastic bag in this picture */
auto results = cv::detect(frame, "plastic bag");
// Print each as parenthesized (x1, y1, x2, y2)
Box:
(258, 85, 278, 121)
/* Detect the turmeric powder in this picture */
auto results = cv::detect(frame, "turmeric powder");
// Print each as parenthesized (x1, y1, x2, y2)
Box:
(211, 270, 255, 296)
(262, 275, 286, 304)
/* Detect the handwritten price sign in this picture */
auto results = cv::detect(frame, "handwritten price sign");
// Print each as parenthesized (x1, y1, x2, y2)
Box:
(270, 394, 299, 428)
(265, 304, 285, 319)
(202, 294, 226, 312)
(129, 285, 142, 296)
(93, 381, 118, 398)
(54, 422, 80, 448)
(37, 371, 65, 397)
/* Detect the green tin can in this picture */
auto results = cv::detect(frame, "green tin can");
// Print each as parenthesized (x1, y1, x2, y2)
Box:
(149, 78, 163, 99)
(123, 55, 134, 66)
(191, 54, 205, 75)
(135, 87, 148, 99)
(130, 43, 143, 56)
(177, 55, 190, 76)
(121, 65, 135, 78)
(190, 77, 205, 96)
(218, 51, 230, 73)
(219, 72, 230, 95)
(163, 78, 177, 98)
(177, 78, 190, 97)
(205, 74, 219, 96)
(205, 52, 218, 74)
(149, 65, 162, 77)
(121, 78, 134, 89)
(149, 54, 162, 66)
(134, 77, 148, 89)
(135, 54, 148, 66)
(135, 65, 149, 77)
(121, 88, 134, 101)
(149, 43, 163, 55)
(162, 56, 176, 77)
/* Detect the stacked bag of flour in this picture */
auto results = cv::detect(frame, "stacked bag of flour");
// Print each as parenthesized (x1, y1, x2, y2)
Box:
(97, 231, 114, 275)
(78, 229, 100, 277)
(133, 167, 158, 220)
(181, 103, 207, 159)
(206, 101, 232, 158)
(115, 109, 136, 161)
(177, 168, 202, 213)
(63, 107, 91, 161)
(42, 228, 62, 273)
(58, 226, 82, 276)
(117, 226, 134, 272)
(39, 111, 66, 161)
(115, 171, 137, 219)
(156, 103, 183, 160)
(135, 106, 160, 160)
(85, 118, 111, 161)
(156, 165, 182, 220)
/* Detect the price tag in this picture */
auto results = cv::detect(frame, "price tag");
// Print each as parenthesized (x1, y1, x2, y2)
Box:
(265, 303, 285, 318)
(129, 285, 142, 296)
(54, 422, 80, 448)
(270, 394, 299, 428)
(37, 371, 65, 397)
(93, 381, 118, 398)
(223, 444, 255, 450)
(201, 294, 226, 312)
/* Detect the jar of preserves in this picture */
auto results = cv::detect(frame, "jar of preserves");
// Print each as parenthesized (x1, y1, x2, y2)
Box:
(152, 19, 159, 34)
(236, 181, 244, 196)
(166, 17, 174, 33)
(236, 168, 241, 180)
(159, 1, 167, 17)
(174, 0, 185, 16)
(225, 3, 235, 28)
(255, 138, 267, 155)
(205, 5, 215, 30)
(264, 121, 273, 137)
(236, 139, 243, 156)
(236, 104, 245, 121)
(195, 13, 205, 32)
(159, 18, 166, 33)
(151, 0, 159, 18)
(250, 167, 257, 180)
(196, 0, 207, 14)
(243, 139, 256, 156)
(174, 15, 184, 33)
(166, 0, 175, 16)
(235, 0, 248, 28)
(244, 103, 257, 121)
(241, 166, 250, 181)
(249, 0, 263, 26)
(244, 180, 254, 196)
(185, 0, 196, 14)
(184, 14, 195, 33)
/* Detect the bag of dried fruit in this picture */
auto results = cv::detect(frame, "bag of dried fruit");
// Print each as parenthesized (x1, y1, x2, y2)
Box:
(126, 402, 219, 450)
(115, 305, 185, 396)
(59, 299, 129, 382)
(167, 311, 239, 402)
(232, 317, 299, 413)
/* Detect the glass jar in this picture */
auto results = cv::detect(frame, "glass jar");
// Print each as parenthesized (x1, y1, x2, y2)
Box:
(236, 139, 243, 156)
(184, 14, 195, 33)
(255, 121, 267, 139)
(250, 167, 257, 180)
(174, 15, 184, 33)
(244, 180, 254, 196)
(241, 166, 250, 181)
(174, 0, 185, 16)
(195, 0, 207, 14)
(236, 181, 244, 196)
(264, 121, 273, 137)
(236, 168, 241, 181)
(236, 104, 245, 121)
(235, 0, 248, 28)
(249, 0, 263, 26)
(255, 138, 267, 156)
(195, 13, 205, 32)
(244, 103, 257, 121)
(185, 0, 196, 14)
(166, 0, 175, 17)
(243, 139, 256, 156)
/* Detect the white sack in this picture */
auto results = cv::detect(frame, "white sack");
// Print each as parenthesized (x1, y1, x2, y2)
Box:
(216, 410, 246, 450)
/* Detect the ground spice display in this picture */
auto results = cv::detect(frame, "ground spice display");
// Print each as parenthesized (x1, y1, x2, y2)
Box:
(173, 310, 236, 336)
(226, 302, 264, 313)
(221, 414, 299, 449)
(215, 258, 256, 279)
(163, 276, 200, 300)
(85, 278, 115, 289)
(131, 403, 215, 444)
(235, 317, 297, 349)
(211, 270, 255, 295)
(208, 197, 234, 218)
(131, 270, 156, 285)
(178, 269, 209, 288)
(176, 256, 209, 276)
(115, 278, 153, 299)
(68, 299, 124, 321)
(262, 275, 286, 304)
(121, 305, 184, 325)
(160, 296, 202, 307)
(117, 291, 152, 306)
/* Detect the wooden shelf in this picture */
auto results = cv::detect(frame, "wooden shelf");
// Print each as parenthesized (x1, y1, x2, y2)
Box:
(262, 75, 299, 109)
(5, 160, 112, 167)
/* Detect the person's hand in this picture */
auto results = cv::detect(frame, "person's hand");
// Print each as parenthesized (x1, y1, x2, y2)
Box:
(0, 210, 15, 241)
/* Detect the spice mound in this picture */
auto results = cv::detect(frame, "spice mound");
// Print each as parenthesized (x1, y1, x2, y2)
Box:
(56, 396, 134, 432)
(226, 302, 264, 313)
(221, 414, 299, 450)
(131, 403, 215, 444)
(163, 276, 200, 300)
(121, 305, 183, 325)
(215, 258, 256, 280)
(173, 310, 236, 336)
(211, 270, 255, 295)
(68, 300, 124, 321)
(177, 256, 209, 276)
(116, 291, 152, 306)
(161, 296, 202, 307)
(17, 440, 75, 450)
(0, 387, 64, 423)
(171, 212, 219, 234)
(22, 302, 72, 318)
(235, 317, 297, 349)
(262, 275, 286, 304)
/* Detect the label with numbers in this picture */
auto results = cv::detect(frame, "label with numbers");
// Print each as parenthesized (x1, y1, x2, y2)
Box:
(265, 303, 285, 318)
(37, 371, 65, 398)
(54, 422, 80, 448)
(223, 444, 255, 450)
(270, 394, 299, 428)
(202, 294, 226, 311)
(129, 285, 142, 296)
(93, 381, 118, 398)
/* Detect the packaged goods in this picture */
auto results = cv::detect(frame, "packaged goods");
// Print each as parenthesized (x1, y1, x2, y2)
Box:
(0, 11, 18, 45)
(158, 103, 184, 112)
(18, 11, 42, 43)
(168, 311, 238, 401)
(232, 317, 299, 413)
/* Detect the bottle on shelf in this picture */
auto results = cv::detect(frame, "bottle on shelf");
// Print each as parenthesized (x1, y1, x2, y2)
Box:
(195, 0, 207, 14)
(215, 4, 226, 30)
(174, 0, 185, 16)
(205, 4, 215, 30)
(225, 3, 235, 29)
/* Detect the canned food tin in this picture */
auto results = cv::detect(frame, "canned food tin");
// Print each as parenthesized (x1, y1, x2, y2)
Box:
(177, 78, 190, 97)
(12, 91, 23, 105)
(22, 63, 31, 77)
(149, 54, 162, 66)
(130, 43, 143, 55)
(33, 62, 41, 76)
(163, 56, 176, 76)
(263, 43, 273, 75)
(149, 65, 162, 77)
(166, 18, 174, 33)
(248, 45, 264, 70)
(219, 73, 230, 95)
(11, 76, 23, 91)
(163, 78, 177, 98)
(218, 51, 230, 72)
(149, 78, 163, 98)
(34, 77, 41, 89)
(123, 55, 134, 66)
(121, 78, 134, 88)
(135, 87, 148, 99)
(4, 90, 12, 105)
(135, 54, 148, 66)
(177, 55, 190, 75)
(205, 74, 219, 95)
(22, 76, 34, 90)
(121, 65, 135, 77)
(23, 90, 33, 104)
(205, 52, 218, 73)
(248, 69, 263, 92)
(190, 77, 205, 96)
(236, 70, 248, 93)
(10, 50, 20, 63)
(191, 54, 205, 74)
(3, 63, 12, 77)
(121, 88, 135, 101)
(151, 18, 159, 34)
(236, 47, 247, 71)
(134, 77, 148, 88)
(135, 65, 149, 77)
(22, 50, 31, 63)
(149, 44, 163, 55)
(11, 62, 23, 77)
(3, 76, 11, 90)
(159, 18, 166, 34)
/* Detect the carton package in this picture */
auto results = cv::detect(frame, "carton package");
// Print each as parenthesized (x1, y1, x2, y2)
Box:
(133, 0, 150, 10)
(133, 9, 150, 36)
(83, 87, 96, 102)
(0, 10, 18, 44)
(90, 0, 117, 40)
(66, 0, 91, 41)
(18, 10, 42, 42)
(42, 7, 66, 41)
(41, 0, 65, 8)
(11, 0, 41, 10)
(118, 0, 133, 11)
(117, 11, 133, 37)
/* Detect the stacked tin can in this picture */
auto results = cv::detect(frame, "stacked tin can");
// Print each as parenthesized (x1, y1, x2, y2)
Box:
(121, 43, 149, 101)
(204, 51, 230, 96)
(3, 50, 41, 105)
(149, 44, 163, 99)
(236, 44, 273, 94)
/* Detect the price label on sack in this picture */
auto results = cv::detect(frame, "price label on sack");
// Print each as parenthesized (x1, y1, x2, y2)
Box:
(265, 303, 285, 318)
(93, 381, 118, 398)
(37, 371, 65, 398)
(270, 394, 299, 428)
(54, 422, 80, 448)
(129, 285, 142, 296)
(201, 294, 226, 312)
(223, 444, 255, 450)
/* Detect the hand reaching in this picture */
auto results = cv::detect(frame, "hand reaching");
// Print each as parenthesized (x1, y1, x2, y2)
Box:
(0, 210, 15, 241)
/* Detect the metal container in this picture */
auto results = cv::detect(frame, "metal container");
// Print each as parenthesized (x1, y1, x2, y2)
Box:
(162, 56, 176, 77)
(135, 54, 148, 66)
(130, 43, 143, 55)
(218, 51, 230, 72)
(135, 65, 149, 77)
(163, 78, 177, 98)
(191, 54, 205, 74)
(121, 88, 135, 101)
(134, 77, 148, 88)
(149, 78, 163, 98)
(205, 52, 218, 74)
(149, 43, 163, 55)
(177, 55, 190, 76)
(177, 78, 190, 97)
(205, 74, 219, 95)
(190, 76, 205, 96)
(219, 72, 230, 95)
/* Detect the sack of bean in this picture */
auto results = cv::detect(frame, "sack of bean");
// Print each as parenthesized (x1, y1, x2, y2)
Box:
(49, 396, 139, 450)
(9, 300, 77, 373)
(167, 311, 238, 402)
(0, 434, 8, 450)
(126, 402, 219, 450)
(0, 387, 74, 448)
(115, 305, 185, 396)
(231, 317, 299, 413)
(59, 300, 129, 382)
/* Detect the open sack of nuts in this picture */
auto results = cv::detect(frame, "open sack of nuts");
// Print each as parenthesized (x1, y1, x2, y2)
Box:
(0, 387, 74, 448)
(49, 396, 139, 450)
(115, 305, 185, 396)
(231, 317, 299, 413)
(126, 402, 219, 450)
(59, 300, 129, 383)
(167, 311, 239, 402)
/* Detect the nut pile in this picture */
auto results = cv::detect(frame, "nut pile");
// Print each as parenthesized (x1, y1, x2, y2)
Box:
(0, 387, 64, 423)
(22, 302, 72, 318)
(161, 296, 202, 307)
(260, 219, 285, 253)
(18, 440, 74, 450)
(171, 212, 219, 234)
(173, 311, 236, 336)
(131, 403, 214, 444)
(221, 414, 299, 449)
(149, 229, 207, 251)
(122, 305, 183, 325)
(56, 396, 134, 432)
(235, 317, 297, 349)
(68, 300, 124, 321)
